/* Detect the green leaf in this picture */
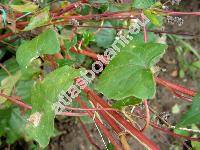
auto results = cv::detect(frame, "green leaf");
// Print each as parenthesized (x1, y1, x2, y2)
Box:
(10, 2, 38, 12)
(16, 80, 35, 101)
(82, 31, 95, 46)
(56, 59, 75, 67)
(24, 7, 50, 31)
(174, 128, 189, 136)
(0, 58, 19, 82)
(76, 5, 90, 15)
(63, 36, 86, 64)
(95, 42, 166, 100)
(0, 71, 21, 104)
(144, 10, 163, 27)
(64, 36, 77, 52)
(0, 108, 27, 144)
(132, 0, 155, 9)
(112, 97, 142, 110)
(20, 58, 42, 80)
(177, 93, 200, 127)
(109, 3, 132, 12)
(0, 50, 6, 60)
(26, 65, 82, 148)
(16, 29, 60, 69)
(95, 21, 116, 48)
(0, 108, 11, 136)
(192, 140, 200, 150)
(130, 32, 158, 45)
(191, 125, 200, 150)
(6, 108, 28, 144)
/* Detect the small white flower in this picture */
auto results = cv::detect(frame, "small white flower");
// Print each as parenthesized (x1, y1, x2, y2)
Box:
(177, 18, 184, 26)
(167, 16, 175, 24)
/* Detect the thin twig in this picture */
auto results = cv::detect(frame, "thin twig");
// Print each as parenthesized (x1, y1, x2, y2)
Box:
(150, 122, 200, 142)
(58, 112, 88, 117)
(0, 92, 32, 110)
(141, 100, 150, 132)
(0, 63, 12, 76)
(65, 105, 118, 111)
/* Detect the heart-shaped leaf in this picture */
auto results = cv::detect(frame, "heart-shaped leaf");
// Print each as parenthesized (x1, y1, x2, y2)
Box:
(26, 65, 82, 147)
(95, 42, 167, 100)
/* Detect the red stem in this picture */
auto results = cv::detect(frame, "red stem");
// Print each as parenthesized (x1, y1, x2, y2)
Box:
(83, 87, 160, 150)
(70, 47, 98, 60)
(173, 91, 192, 102)
(88, 94, 132, 150)
(54, 10, 137, 20)
(0, 93, 32, 110)
(76, 97, 122, 150)
(155, 77, 196, 97)
(58, 112, 88, 117)
(78, 117, 101, 150)
(52, 0, 88, 17)
(142, 13, 148, 43)
(140, 15, 150, 132)
(53, 2, 81, 17)
(15, 12, 139, 30)
(88, 96, 123, 133)
(65, 105, 118, 111)
(140, 100, 150, 132)
(0, 32, 13, 41)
